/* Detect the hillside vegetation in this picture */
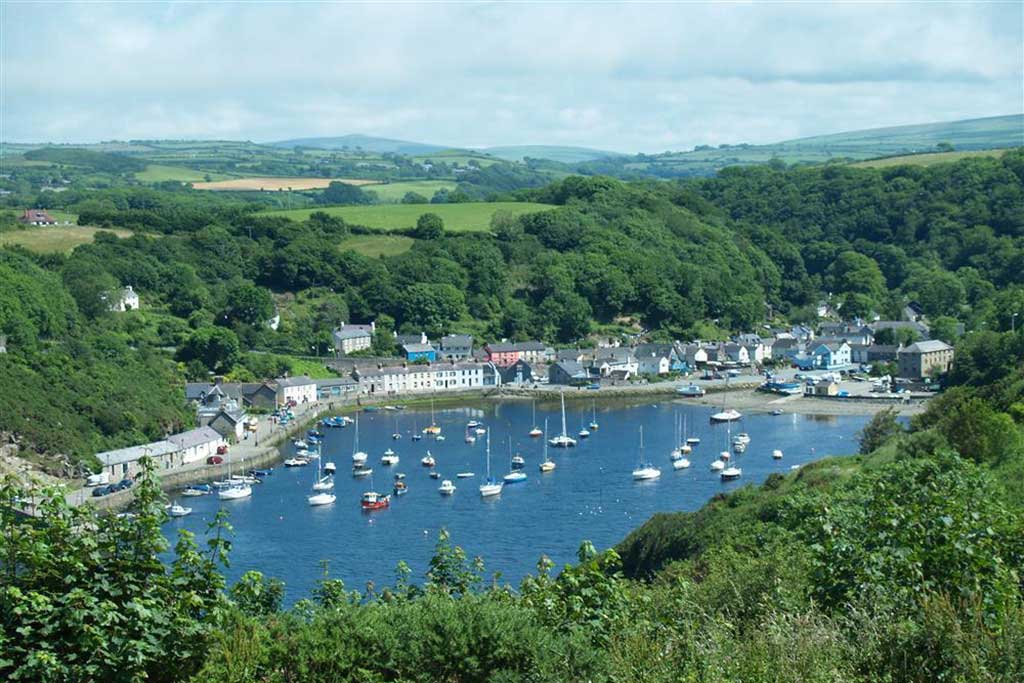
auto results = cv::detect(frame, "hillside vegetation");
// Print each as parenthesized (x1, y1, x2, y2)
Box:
(262, 201, 554, 232)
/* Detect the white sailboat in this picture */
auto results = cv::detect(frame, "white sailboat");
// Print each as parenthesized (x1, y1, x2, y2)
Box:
(588, 402, 599, 431)
(548, 391, 577, 448)
(423, 397, 441, 435)
(351, 413, 368, 464)
(539, 418, 556, 472)
(578, 413, 591, 439)
(311, 453, 334, 492)
(529, 402, 543, 437)
(218, 452, 252, 500)
(632, 426, 661, 480)
(720, 420, 742, 481)
(503, 436, 527, 483)
(710, 377, 743, 422)
(479, 429, 503, 497)
(671, 412, 690, 470)
(167, 501, 192, 517)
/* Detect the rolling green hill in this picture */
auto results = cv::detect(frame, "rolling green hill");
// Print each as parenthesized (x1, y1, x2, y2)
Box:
(268, 134, 448, 155)
(483, 145, 625, 163)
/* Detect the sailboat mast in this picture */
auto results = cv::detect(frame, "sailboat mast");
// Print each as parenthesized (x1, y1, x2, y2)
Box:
(543, 418, 549, 461)
(560, 392, 567, 437)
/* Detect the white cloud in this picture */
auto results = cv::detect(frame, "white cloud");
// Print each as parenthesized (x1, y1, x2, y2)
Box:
(2, 1, 1020, 151)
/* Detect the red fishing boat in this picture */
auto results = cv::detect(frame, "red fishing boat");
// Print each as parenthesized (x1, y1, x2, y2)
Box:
(360, 491, 391, 510)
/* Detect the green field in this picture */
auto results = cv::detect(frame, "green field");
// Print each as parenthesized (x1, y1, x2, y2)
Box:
(851, 148, 1011, 169)
(263, 201, 553, 232)
(362, 180, 455, 202)
(46, 210, 79, 223)
(0, 226, 134, 253)
(338, 234, 415, 257)
(135, 164, 232, 183)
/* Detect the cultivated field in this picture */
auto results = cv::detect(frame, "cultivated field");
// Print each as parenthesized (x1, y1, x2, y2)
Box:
(337, 234, 415, 258)
(136, 164, 231, 183)
(263, 201, 554, 232)
(192, 177, 381, 191)
(0, 226, 134, 253)
(362, 180, 455, 202)
(851, 149, 1010, 169)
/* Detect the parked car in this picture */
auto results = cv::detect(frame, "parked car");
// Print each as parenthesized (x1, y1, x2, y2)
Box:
(216, 445, 228, 455)
(91, 485, 114, 498)
(207, 455, 224, 465)
(114, 478, 134, 491)
(586, 383, 601, 390)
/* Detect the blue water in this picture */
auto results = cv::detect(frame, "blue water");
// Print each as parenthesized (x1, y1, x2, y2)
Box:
(163, 400, 867, 602)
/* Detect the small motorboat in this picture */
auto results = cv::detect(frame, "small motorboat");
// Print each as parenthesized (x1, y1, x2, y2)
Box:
(466, 420, 481, 429)
(679, 443, 693, 455)
(710, 459, 726, 472)
(308, 430, 323, 439)
(474, 427, 486, 436)
(710, 409, 743, 423)
(511, 454, 525, 470)
(352, 451, 368, 464)
(293, 440, 307, 449)
(686, 437, 700, 446)
(503, 471, 528, 484)
(438, 479, 456, 495)
(423, 425, 441, 436)
(284, 457, 309, 468)
(308, 492, 336, 506)
(181, 484, 211, 497)
(394, 472, 406, 480)
(411, 434, 423, 441)
(456, 472, 475, 479)
(392, 432, 402, 440)
(248, 468, 273, 478)
(732, 441, 747, 454)
(393, 481, 408, 496)
(734, 433, 751, 445)
(363, 406, 380, 413)
(421, 453, 436, 467)
(436, 435, 446, 442)
(465, 434, 476, 444)
(323, 461, 337, 474)
(720, 466, 742, 481)
(381, 449, 399, 466)
(539, 460, 556, 473)
(230, 474, 259, 485)
(167, 502, 192, 517)
(361, 491, 391, 510)
(670, 448, 684, 462)
(352, 465, 373, 478)
(672, 458, 690, 470)
(772, 409, 784, 416)
(429, 471, 441, 480)
(772, 449, 784, 459)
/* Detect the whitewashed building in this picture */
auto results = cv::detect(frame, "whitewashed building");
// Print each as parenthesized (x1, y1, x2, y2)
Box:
(275, 376, 318, 405)
(166, 426, 226, 466)
(108, 285, 140, 312)
(357, 362, 500, 396)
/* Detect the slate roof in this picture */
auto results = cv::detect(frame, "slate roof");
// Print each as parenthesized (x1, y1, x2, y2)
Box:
(96, 440, 178, 467)
(275, 376, 316, 387)
(167, 426, 223, 450)
(403, 343, 435, 354)
(902, 340, 953, 354)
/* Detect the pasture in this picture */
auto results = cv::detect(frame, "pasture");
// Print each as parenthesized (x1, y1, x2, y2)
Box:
(363, 180, 455, 202)
(263, 201, 554, 232)
(851, 148, 1010, 169)
(135, 164, 231, 183)
(337, 234, 415, 258)
(192, 177, 381, 191)
(0, 226, 134, 253)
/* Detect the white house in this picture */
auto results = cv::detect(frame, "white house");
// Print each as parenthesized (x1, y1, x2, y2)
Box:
(356, 362, 499, 395)
(637, 354, 671, 375)
(333, 322, 375, 355)
(166, 426, 225, 466)
(108, 285, 140, 312)
(723, 343, 751, 365)
(275, 376, 318, 405)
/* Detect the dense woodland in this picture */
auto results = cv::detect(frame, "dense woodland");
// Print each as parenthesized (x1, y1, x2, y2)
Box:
(1, 147, 1023, 680)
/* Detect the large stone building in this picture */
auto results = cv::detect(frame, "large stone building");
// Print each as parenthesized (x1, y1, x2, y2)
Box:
(897, 340, 954, 379)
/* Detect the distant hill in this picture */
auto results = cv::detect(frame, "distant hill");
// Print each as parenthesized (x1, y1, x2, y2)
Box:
(587, 114, 1024, 177)
(482, 145, 625, 163)
(268, 134, 449, 155)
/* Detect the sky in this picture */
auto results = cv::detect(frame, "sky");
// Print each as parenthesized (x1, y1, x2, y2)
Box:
(2, 1, 1022, 152)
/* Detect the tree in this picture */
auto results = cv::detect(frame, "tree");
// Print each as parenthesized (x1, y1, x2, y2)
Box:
(178, 326, 241, 373)
(401, 191, 428, 204)
(61, 256, 119, 319)
(399, 283, 465, 334)
(827, 251, 886, 306)
(929, 316, 962, 344)
(224, 282, 274, 326)
(318, 181, 371, 205)
(413, 213, 445, 240)
(858, 406, 903, 454)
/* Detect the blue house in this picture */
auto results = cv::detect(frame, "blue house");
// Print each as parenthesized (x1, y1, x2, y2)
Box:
(402, 342, 437, 363)
(796, 341, 852, 370)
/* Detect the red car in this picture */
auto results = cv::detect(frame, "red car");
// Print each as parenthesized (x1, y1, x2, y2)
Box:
(216, 445, 228, 455)
(206, 455, 224, 465)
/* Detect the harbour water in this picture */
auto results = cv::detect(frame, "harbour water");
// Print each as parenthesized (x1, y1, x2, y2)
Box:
(163, 399, 869, 603)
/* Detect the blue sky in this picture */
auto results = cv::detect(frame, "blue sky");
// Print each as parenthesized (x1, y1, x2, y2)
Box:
(2, 1, 1021, 152)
